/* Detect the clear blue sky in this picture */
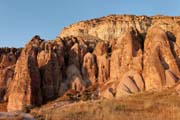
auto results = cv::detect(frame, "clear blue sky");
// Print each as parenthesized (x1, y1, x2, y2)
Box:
(0, 0, 179, 47)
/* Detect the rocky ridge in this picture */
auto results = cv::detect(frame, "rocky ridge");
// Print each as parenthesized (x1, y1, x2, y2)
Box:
(1, 15, 180, 111)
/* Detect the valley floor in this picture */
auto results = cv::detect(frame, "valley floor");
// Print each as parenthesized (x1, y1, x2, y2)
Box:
(31, 89, 180, 120)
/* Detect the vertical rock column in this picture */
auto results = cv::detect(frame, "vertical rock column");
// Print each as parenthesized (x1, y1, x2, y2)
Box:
(143, 27, 180, 90)
(7, 49, 42, 111)
(7, 37, 42, 111)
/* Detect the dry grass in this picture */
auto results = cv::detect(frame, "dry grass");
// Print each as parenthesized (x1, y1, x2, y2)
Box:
(32, 89, 180, 120)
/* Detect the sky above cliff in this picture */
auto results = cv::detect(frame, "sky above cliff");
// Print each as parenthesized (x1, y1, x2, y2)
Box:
(0, 0, 180, 47)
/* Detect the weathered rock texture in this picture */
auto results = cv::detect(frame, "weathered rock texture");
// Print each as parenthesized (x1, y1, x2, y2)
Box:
(1, 15, 180, 111)
(0, 48, 21, 102)
(7, 37, 43, 111)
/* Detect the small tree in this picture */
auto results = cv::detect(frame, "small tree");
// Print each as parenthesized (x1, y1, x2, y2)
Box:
(81, 90, 92, 101)
(22, 104, 34, 113)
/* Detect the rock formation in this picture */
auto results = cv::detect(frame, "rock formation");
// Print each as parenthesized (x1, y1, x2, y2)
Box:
(7, 37, 43, 111)
(93, 42, 110, 84)
(0, 15, 180, 111)
(82, 52, 98, 85)
(143, 27, 180, 90)
(0, 48, 21, 102)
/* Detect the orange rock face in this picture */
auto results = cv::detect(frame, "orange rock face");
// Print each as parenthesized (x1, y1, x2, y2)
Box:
(82, 52, 98, 85)
(7, 37, 43, 111)
(0, 48, 21, 101)
(143, 27, 180, 90)
(93, 42, 110, 84)
(1, 15, 180, 111)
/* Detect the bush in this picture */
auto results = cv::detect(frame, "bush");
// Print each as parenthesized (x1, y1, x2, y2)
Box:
(22, 104, 34, 113)
(81, 90, 92, 101)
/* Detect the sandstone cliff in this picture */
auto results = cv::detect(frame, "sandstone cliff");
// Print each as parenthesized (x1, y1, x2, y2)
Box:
(1, 15, 180, 111)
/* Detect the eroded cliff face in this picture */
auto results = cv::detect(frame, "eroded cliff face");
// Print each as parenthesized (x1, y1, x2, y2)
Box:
(60, 14, 180, 96)
(0, 48, 21, 102)
(2, 15, 180, 111)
